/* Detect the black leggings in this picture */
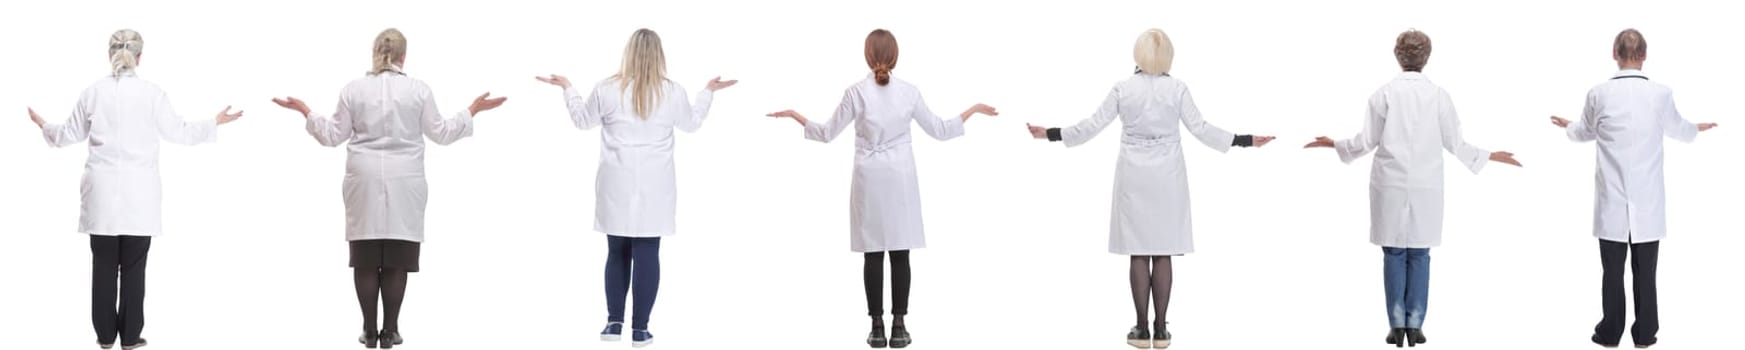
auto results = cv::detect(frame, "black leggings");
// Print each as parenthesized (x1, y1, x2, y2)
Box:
(355, 268, 409, 335)
(864, 250, 911, 318)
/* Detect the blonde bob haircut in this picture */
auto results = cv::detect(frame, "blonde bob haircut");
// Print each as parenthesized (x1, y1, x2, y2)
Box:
(1133, 29, 1174, 75)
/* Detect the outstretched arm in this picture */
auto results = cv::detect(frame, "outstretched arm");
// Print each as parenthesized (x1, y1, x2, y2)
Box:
(34, 92, 94, 147)
(675, 77, 737, 133)
(1658, 93, 1715, 142)
(768, 88, 859, 143)
(276, 96, 351, 147)
(538, 75, 609, 130)
(152, 90, 225, 146)
(909, 93, 995, 141)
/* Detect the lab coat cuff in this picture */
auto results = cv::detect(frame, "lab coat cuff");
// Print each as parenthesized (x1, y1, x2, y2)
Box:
(563, 86, 583, 99)
(1046, 128, 1062, 142)
(1334, 141, 1360, 164)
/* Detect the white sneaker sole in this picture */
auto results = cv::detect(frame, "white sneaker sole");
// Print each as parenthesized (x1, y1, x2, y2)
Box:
(1153, 339, 1171, 349)
(632, 339, 654, 348)
(1127, 339, 1151, 349)
(601, 334, 622, 342)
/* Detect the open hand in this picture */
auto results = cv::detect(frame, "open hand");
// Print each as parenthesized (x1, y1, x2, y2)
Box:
(1252, 135, 1276, 147)
(766, 109, 808, 126)
(28, 107, 45, 129)
(271, 97, 311, 117)
(469, 92, 508, 116)
(1699, 123, 1718, 131)
(1550, 116, 1570, 128)
(706, 77, 739, 91)
(1026, 123, 1049, 139)
(535, 74, 572, 88)
(1490, 151, 1522, 167)
(1303, 136, 1335, 148)
(215, 106, 243, 125)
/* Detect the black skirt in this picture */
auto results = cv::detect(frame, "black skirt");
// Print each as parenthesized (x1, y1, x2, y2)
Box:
(349, 239, 421, 272)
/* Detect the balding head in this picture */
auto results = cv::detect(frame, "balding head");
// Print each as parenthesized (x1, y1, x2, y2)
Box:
(1613, 29, 1647, 69)
(1394, 29, 1431, 72)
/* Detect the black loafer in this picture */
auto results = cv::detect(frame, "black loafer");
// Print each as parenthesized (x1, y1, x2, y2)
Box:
(1127, 326, 1152, 349)
(890, 326, 912, 348)
(867, 326, 888, 348)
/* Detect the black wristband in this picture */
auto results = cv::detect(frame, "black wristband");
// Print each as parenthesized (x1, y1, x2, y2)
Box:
(1046, 128, 1063, 142)
(1233, 135, 1254, 147)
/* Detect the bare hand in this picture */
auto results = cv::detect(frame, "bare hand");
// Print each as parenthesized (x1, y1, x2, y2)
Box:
(469, 92, 508, 116)
(1026, 123, 1049, 139)
(960, 103, 998, 121)
(1252, 135, 1277, 147)
(215, 106, 244, 125)
(1699, 123, 1718, 132)
(1550, 116, 1570, 128)
(28, 107, 45, 129)
(535, 74, 572, 88)
(1303, 136, 1335, 148)
(271, 97, 311, 117)
(1489, 151, 1523, 167)
(766, 109, 808, 126)
(705, 76, 739, 91)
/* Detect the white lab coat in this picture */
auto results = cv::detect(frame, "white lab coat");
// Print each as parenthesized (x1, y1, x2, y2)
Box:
(1564, 70, 1700, 244)
(40, 72, 219, 236)
(562, 78, 714, 237)
(1059, 74, 1235, 256)
(305, 70, 474, 242)
(805, 75, 964, 253)
(1334, 72, 1490, 248)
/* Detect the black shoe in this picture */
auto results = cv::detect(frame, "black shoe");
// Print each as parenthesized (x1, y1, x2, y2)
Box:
(867, 326, 888, 348)
(1152, 323, 1172, 349)
(1386, 328, 1406, 347)
(1632, 344, 1653, 349)
(358, 331, 379, 349)
(889, 326, 912, 348)
(379, 330, 402, 349)
(1406, 328, 1426, 346)
(1127, 326, 1151, 349)
(120, 339, 147, 350)
(1592, 333, 1619, 348)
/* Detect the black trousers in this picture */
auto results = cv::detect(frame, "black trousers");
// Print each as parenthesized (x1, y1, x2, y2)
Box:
(1595, 239, 1658, 346)
(91, 235, 151, 346)
(864, 250, 911, 317)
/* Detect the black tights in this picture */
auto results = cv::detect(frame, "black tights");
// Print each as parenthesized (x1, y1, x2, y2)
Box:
(865, 250, 911, 327)
(355, 267, 409, 335)
(1130, 256, 1173, 330)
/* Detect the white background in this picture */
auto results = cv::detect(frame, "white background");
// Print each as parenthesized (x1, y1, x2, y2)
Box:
(1, 0, 1739, 349)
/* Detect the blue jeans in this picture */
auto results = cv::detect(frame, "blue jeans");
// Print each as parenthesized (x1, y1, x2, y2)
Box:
(605, 236, 661, 330)
(1382, 247, 1430, 329)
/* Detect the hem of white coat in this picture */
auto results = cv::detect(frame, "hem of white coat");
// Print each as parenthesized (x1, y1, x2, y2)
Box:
(82, 231, 160, 237)
(599, 230, 673, 238)
(1369, 242, 1439, 249)
(1596, 236, 1663, 244)
(1109, 250, 1190, 256)
(853, 245, 926, 253)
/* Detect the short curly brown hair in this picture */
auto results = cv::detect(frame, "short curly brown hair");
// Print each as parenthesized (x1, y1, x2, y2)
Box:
(1394, 29, 1431, 72)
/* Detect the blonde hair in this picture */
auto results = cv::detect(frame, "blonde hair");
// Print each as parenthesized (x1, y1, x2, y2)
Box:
(371, 28, 407, 74)
(1394, 29, 1432, 72)
(109, 29, 143, 77)
(614, 28, 667, 119)
(1133, 29, 1174, 75)
(1613, 28, 1647, 62)
(864, 29, 898, 86)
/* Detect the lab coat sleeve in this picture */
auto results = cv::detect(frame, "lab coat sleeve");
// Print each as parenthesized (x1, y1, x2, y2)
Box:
(1658, 92, 1699, 143)
(675, 88, 714, 133)
(909, 93, 965, 141)
(1059, 86, 1122, 147)
(1565, 91, 1599, 142)
(1334, 91, 1386, 163)
(803, 88, 859, 143)
(564, 85, 610, 130)
(421, 88, 475, 145)
(305, 97, 354, 147)
(1436, 99, 1489, 174)
(41, 90, 95, 147)
(1176, 87, 1236, 153)
(152, 90, 218, 146)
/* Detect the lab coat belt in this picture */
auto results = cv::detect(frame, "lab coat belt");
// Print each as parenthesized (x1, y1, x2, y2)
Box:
(856, 140, 911, 153)
(1121, 134, 1178, 146)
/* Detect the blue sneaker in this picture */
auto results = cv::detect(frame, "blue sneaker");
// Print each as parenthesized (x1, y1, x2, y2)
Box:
(601, 322, 624, 341)
(631, 329, 655, 348)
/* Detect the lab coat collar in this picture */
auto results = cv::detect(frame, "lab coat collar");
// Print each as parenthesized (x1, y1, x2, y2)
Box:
(1612, 69, 1648, 80)
(114, 69, 137, 78)
(1396, 71, 1428, 81)
(371, 64, 406, 76)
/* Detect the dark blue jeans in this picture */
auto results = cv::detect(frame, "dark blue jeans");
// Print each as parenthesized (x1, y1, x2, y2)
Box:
(1382, 247, 1430, 329)
(605, 236, 661, 330)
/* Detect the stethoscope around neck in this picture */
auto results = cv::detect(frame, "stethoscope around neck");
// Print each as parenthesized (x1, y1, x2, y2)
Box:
(1134, 66, 1170, 77)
